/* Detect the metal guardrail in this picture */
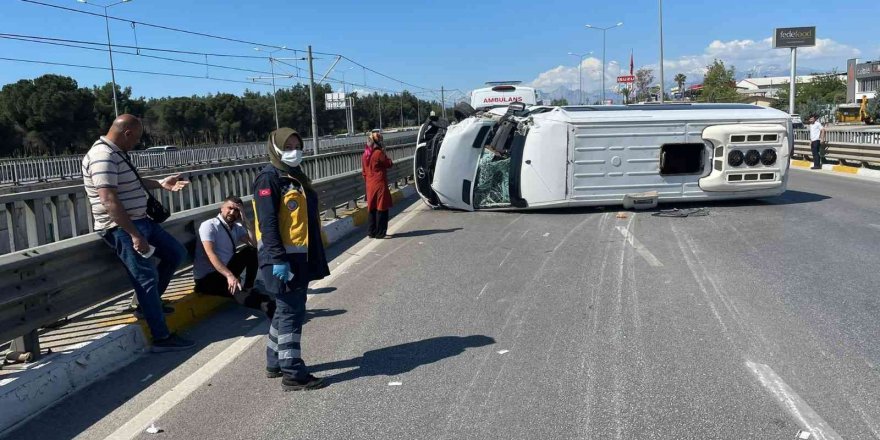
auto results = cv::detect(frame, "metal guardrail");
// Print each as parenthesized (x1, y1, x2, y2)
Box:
(0, 132, 417, 186)
(0, 142, 416, 255)
(792, 129, 880, 165)
(0, 151, 415, 358)
(793, 128, 880, 144)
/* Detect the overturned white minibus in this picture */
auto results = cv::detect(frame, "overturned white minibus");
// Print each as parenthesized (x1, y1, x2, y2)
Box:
(414, 102, 792, 211)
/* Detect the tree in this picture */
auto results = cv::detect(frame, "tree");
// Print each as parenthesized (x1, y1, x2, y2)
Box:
(0, 75, 96, 154)
(619, 86, 631, 104)
(700, 60, 740, 103)
(634, 68, 654, 102)
(674, 73, 687, 98)
(550, 98, 569, 106)
(773, 73, 846, 118)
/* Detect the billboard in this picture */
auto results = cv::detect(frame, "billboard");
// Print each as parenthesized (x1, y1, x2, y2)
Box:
(773, 27, 816, 48)
(325, 92, 346, 110)
(855, 62, 880, 79)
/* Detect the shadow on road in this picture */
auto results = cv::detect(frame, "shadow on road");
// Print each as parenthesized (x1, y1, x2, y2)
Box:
(389, 228, 463, 238)
(303, 308, 346, 324)
(310, 335, 495, 385)
(308, 287, 337, 295)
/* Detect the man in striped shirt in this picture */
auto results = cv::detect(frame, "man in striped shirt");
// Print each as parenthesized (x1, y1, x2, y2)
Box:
(82, 114, 194, 352)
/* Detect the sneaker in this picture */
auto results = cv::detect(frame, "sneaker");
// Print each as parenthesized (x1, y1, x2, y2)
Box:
(266, 367, 283, 379)
(281, 374, 326, 391)
(151, 334, 195, 353)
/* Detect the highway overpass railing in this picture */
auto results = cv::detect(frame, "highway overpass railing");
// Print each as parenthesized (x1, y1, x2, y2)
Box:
(0, 142, 415, 255)
(792, 129, 880, 166)
(0, 132, 416, 186)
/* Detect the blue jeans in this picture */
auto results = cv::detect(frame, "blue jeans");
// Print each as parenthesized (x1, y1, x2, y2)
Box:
(102, 219, 186, 340)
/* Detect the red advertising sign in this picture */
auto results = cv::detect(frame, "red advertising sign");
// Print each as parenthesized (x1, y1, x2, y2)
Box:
(616, 75, 635, 83)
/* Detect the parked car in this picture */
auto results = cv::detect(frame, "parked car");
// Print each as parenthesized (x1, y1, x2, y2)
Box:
(143, 145, 179, 154)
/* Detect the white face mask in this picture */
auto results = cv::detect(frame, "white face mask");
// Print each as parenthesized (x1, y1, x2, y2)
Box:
(274, 139, 304, 167)
(280, 149, 304, 167)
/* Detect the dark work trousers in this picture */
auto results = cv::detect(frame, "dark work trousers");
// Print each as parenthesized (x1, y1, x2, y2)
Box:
(368, 209, 389, 238)
(262, 257, 309, 380)
(194, 247, 272, 316)
(811, 140, 822, 168)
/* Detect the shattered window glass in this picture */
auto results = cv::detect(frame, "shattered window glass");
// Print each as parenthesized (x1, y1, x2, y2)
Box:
(473, 151, 511, 208)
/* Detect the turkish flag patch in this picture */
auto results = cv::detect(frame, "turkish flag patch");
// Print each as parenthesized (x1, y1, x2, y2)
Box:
(258, 188, 271, 197)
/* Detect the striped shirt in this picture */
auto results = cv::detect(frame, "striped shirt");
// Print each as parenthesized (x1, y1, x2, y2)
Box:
(82, 137, 147, 230)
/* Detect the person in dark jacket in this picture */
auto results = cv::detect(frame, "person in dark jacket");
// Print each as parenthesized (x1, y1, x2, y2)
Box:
(365, 136, 394, 238)
(252, 127, 331, 391)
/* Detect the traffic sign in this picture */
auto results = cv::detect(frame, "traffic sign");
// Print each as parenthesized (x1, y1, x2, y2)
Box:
(617, 75, 635, 83)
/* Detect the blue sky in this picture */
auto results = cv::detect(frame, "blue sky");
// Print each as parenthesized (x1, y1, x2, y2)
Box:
(1, 0, 877, 102)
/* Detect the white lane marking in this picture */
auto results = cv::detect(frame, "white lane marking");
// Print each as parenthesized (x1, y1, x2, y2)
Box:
(476, 283, 490, 300)
(869, 224, 880, 231)
(614, 226, 663, 267)
(104, 324, 266, 440)
(519, 229, 530, 239)
(106, 203, 428, 440)
(498, 249, 513, 267)
(746, 361, 843, 440)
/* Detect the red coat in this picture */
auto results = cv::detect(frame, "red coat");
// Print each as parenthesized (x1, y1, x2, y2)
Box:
(365, 147, 393, 211)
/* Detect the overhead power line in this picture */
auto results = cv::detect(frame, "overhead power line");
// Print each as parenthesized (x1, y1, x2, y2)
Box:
(0, 56, 272, 86)
(19, 0, 437, 92)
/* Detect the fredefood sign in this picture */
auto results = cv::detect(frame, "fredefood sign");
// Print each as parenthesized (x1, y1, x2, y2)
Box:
(773, 27, 816, 48)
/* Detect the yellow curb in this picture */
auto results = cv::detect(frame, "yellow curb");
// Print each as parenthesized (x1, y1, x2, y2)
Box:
(350, 207, 369, 226)
(791, 160, 812, 168)
(137, 293, 232, 342)
(831, 165, 859, 174)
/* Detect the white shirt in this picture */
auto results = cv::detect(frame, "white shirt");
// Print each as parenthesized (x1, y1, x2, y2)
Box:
(193, 215, 247, 279)
(809, 121, 823, 142)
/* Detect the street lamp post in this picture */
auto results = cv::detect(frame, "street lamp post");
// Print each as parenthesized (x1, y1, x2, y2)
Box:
(585, 21, 623, 104)
(77, 0, 132, 118)
(568, 51, 592, 105)
(658, 0, 666, 103)
(254, 46, 287, 129)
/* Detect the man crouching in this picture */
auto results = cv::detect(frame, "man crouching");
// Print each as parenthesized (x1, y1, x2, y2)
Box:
(193, 195, 274, 318)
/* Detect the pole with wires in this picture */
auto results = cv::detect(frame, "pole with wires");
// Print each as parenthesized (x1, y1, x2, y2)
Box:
(307, 45, 319, 154)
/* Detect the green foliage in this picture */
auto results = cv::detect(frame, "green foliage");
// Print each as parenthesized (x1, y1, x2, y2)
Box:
(700, 60, 740, 103)
(772, 73, 847, 119)
(868, 90, 880, 121)
(635, 68, 654, 102)
(674, 73, 687, 97)
(550, 98, 569, 106)
(0, 74, 438, 156)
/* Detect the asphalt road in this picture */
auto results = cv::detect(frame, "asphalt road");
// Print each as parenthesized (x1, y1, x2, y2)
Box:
(7, 168, 880, 440)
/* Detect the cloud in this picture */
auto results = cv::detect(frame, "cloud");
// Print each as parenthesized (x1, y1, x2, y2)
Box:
(529, 35, 862, 91)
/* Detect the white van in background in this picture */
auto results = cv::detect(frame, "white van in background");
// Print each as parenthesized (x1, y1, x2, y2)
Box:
(470, 82, 538, 111)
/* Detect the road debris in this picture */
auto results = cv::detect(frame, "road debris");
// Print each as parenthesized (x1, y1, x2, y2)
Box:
(388, 381, 403, 386)
(652, 208, 709, 218)
(497, 350, 509, 355)
(145, 423, 163, 434)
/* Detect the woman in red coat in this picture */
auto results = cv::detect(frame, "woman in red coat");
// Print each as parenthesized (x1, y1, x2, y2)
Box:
(366, 138, 393, 238)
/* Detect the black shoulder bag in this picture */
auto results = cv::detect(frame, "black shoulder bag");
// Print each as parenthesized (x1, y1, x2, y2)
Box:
(115, 151, 171, 223)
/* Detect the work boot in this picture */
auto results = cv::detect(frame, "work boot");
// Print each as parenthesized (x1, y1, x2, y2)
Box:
(281, 374, 326, 391)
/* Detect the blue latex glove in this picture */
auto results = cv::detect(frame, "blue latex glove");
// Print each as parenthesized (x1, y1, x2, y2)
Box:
(272, 263, 292, 281)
